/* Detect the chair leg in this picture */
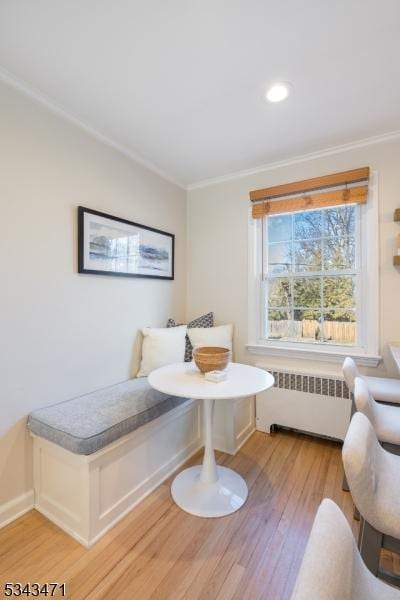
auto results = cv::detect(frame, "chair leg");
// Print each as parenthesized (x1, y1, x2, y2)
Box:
(342, 472, 350, 492)
(358, 518, 383, 576)
(378, 570, 400, 588)
(379, 535, 400, 587)
(342, 397, 356, 492)
(383, 534, 400, 555)
(382, 441, 400, 456)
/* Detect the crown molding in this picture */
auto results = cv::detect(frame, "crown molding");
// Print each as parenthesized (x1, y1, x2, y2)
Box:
(2, 66, 400, 193)
(0, 67, 185, 189)
(187, 129, 400, 191)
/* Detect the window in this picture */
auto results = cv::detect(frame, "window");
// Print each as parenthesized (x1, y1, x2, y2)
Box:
(264, 204, 358, 345)
(247, 168, 379, 365)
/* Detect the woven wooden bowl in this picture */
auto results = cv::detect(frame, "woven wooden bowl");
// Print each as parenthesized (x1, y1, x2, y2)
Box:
(192, 346, 231, 374)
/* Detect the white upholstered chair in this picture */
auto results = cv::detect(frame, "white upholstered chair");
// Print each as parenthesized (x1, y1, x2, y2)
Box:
(354, 377, 400, 450)
(291, 498, 400, 599)
(342, 412, 400, 584)
(342, 358, 400, 493)
(343, 357, 400, 404)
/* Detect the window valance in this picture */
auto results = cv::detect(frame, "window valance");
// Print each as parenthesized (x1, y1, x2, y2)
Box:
(250, 167, 369, 218)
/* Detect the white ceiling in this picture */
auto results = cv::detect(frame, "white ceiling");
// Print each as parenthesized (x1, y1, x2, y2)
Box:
(1, 1, 400, 187)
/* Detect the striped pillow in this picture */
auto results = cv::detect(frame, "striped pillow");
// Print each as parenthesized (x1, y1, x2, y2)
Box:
(167, 312, 214, 361)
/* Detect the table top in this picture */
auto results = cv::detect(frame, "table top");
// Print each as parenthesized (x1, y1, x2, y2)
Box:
(148, 362, 274, 400)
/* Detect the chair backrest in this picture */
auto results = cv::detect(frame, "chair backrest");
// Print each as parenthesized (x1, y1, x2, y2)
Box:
(342, 412, 383, 528)
(354, 377, 377, 426)
(342, 357, 359, 394)
(291, 498, 398, 599)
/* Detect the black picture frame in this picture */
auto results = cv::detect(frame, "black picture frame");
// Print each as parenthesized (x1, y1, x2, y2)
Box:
(78, 206, 175, 280)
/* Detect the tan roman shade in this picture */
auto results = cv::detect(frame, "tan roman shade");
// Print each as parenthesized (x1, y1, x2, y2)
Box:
(250, 167, 370, 218)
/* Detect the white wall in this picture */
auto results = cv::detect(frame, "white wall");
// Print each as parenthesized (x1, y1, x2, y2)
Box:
(0, 81, 186, 511)
(187, 138, 400, 378)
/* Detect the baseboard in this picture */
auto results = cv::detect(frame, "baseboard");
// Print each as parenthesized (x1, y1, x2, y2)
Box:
(0, 490, 34, 529)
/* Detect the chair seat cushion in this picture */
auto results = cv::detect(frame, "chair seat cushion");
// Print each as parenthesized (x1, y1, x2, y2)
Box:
(27, 378, 189, 455)
(364, 376, 400, 404)
(374, 402, 400, 444)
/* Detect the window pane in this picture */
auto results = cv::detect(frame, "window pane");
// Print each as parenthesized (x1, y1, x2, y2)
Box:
(267, 309, 291, 339)
(294, 210, 322, 240)
(324, 237, 355, 270)
(324, 205, 355, 238)
(293, 310, 322, 342)
(293, 277, 320, 308)
(322, 310, 356, 344)
(294, 240, 322, 272)
(267, 242, 291, 273)
(268, 214, 292, 243)
(267, 278, 291, 307)
(323, 276, 355, 308)
(263, 203, 359, 348)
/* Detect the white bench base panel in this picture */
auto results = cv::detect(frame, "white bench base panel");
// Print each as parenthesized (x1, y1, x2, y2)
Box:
(32, 399, 202, 547)
(213, 395, 256, 454)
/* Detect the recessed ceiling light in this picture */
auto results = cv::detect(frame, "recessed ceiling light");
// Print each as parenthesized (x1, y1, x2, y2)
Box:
(266, 82, 291, 103)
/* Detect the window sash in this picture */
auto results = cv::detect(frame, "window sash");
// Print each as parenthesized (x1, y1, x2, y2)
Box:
(262, 205, 361, 346)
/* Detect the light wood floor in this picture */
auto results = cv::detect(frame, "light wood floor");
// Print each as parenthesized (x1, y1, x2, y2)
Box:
(0, 430, 398, 600)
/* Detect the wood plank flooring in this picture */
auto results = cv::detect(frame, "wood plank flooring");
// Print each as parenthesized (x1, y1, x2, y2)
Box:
(0, 430, 398, 599)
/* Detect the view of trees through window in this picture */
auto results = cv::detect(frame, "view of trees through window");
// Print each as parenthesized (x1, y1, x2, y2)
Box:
(265, 205, 357, 345)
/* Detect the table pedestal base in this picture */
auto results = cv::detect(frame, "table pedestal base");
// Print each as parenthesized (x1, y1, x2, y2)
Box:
(171, 465, 248, 517)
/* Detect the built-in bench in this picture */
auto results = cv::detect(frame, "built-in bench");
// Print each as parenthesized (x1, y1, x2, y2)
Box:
(28, 377, 256, 547)
(28, 378, 202, 547)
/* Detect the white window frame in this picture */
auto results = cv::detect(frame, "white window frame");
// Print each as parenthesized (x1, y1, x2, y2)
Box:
(247, 171, 380, 366)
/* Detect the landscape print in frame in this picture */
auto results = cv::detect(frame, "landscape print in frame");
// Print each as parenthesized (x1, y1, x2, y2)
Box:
(78, 207, 174, 280)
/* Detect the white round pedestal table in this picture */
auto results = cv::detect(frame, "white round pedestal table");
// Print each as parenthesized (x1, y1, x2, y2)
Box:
(148, 362, 274, 518)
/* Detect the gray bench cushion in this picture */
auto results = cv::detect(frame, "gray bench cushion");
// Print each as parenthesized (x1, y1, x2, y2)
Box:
(27, 378, 189, 455)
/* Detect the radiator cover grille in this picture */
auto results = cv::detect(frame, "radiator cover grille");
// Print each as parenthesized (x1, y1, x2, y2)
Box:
(266, 370, 352, 400)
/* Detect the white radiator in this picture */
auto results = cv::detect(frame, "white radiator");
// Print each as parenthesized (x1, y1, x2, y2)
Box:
(256, 368, 352, 441)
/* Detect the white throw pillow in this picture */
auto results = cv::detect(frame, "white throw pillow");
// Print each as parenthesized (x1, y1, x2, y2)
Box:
(187, 324, 233, 353)
(137, 325, 187, 377)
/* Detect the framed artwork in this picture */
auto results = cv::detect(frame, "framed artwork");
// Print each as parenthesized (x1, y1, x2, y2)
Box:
(78, 207, 174, 279)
